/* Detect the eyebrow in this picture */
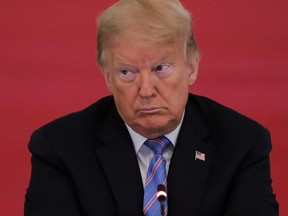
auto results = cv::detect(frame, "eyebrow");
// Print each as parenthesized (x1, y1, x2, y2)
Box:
(113, 62, 138, 69)
(113, 54, 175, 68)
(111, 45, 177, 67)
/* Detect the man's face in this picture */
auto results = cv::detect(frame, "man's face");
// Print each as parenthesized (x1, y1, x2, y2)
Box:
(102, 36, 199, 138)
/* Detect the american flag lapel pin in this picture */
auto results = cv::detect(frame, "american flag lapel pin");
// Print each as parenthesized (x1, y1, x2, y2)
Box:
(195, 151, 205, 161)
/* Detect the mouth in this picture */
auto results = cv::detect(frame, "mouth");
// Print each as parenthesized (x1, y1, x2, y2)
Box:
(138, 107, 162, 114)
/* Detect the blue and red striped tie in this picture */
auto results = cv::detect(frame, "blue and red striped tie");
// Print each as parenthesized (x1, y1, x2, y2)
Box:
(143, 135, 171, 216)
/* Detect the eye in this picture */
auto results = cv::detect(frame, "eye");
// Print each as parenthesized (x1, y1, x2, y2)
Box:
(120, 69, 129, 75)
(119, 68, 138, 81)
(154, 64, 170, 72)
(153, 63, 173, 78)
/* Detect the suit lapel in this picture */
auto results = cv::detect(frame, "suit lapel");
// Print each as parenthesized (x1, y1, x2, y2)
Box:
(88, 96, 215, 215)
(167, 102, 216, 215)
(93, 104, 144, 215)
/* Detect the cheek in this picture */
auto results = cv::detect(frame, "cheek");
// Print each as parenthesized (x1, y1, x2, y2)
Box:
(160, 78, 189, 105)
(169, 70, 190, 92)
(107, 75, 125, 93)
(112, 82, 139, 107)
(113, 93, 134, 119)
(164, 72, 190, 102)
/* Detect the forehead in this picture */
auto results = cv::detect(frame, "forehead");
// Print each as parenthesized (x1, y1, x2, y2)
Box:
(106, 37, 185, 66)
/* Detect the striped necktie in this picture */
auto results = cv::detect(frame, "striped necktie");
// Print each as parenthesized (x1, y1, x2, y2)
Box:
(143, 135, 171, 216)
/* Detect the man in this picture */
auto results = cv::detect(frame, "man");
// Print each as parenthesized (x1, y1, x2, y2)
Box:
(25, 0, 278, 215)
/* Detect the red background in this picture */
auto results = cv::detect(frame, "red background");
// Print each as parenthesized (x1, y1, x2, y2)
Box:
(1, 0, 287, 215)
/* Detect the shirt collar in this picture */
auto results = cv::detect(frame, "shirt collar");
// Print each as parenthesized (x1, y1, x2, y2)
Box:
(126, 110, 185, 153)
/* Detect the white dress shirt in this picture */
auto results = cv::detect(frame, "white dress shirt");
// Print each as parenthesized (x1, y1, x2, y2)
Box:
(125, 112, 184, 187)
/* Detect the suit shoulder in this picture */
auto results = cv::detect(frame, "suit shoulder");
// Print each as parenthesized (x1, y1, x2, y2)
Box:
(44, 96, 113, 127)
(28, 96, 117, 160)
(188, 94, 265, 133)
(187, 94, 272, 158)
(31, 96, 115, 143)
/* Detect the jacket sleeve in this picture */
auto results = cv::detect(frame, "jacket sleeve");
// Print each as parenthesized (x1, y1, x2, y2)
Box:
(24, 129, 82, 216)
(224, 127, 279, 216)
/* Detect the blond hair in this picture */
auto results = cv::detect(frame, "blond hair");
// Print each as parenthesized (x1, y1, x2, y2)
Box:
(97, 0, 199, 66)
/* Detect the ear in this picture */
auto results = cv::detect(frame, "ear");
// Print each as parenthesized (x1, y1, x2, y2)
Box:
(101, 68, 114, 93)
(187, 54, 200, 86)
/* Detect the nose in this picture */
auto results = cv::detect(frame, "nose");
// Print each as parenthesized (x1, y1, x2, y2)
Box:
(138, 70, 156, 98)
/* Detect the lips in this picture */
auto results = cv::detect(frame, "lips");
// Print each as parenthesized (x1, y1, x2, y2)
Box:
(138, 107, 162, 114)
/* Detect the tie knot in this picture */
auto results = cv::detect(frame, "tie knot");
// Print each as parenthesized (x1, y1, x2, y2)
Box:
(144, 135, 171, 155)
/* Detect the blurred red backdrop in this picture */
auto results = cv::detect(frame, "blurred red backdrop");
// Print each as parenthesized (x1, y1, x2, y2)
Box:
(0, 0, 287, 215)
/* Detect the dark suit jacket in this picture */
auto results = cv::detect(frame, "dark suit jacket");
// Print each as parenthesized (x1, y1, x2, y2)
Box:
(24, 94, 278, 216)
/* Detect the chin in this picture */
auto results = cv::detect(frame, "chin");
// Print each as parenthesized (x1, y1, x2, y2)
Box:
(144, 118, 177, 133)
